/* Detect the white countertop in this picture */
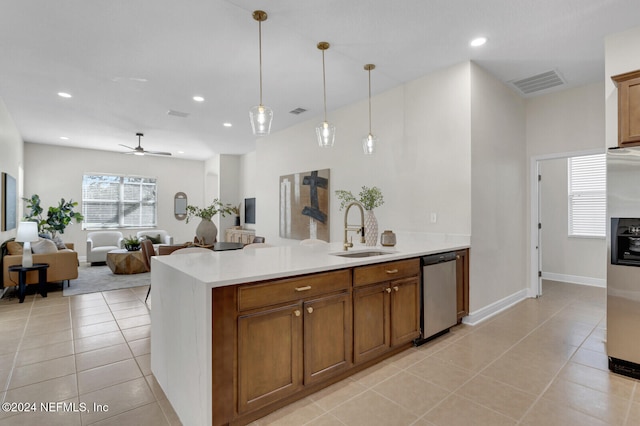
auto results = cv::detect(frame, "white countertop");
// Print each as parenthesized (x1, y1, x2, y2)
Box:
(151, 233, 470, 287)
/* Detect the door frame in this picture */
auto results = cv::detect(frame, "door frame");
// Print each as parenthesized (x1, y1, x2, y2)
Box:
(529, 148, 604, 297)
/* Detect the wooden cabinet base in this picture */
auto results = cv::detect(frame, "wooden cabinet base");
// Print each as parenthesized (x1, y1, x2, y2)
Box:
(226, 342, 413, 426)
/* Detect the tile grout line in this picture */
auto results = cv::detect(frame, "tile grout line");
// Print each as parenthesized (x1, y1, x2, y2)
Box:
(1, 294, 36, 402)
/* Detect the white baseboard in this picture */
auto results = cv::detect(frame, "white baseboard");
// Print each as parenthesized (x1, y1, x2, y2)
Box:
(462, 289, 529, 326)
(541, 272, 605, 288)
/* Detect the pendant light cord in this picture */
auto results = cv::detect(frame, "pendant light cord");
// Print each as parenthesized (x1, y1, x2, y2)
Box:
(322, 49, 328, 122)
(368, 68, 372, 135)
(258, 20, 263, 106)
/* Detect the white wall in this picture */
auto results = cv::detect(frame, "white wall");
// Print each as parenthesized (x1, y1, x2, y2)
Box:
(255, 62, 473, 245)
(540, 158, 606, 283)
(469, 63, 527, 313)
(0, 98, 23, 244)
(525, 82, 607, 289)
(239, 152, 256, 230)
(24, 143, 205, 258)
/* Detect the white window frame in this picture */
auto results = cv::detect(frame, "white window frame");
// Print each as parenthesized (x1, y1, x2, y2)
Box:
(567, 154, 606, 238)
(82, 174, 157, 229)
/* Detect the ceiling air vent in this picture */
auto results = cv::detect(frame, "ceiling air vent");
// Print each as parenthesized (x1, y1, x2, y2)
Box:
(510, 70, 565, 95)
(167, 109, 190, 118)
(289, 107, 307, 115)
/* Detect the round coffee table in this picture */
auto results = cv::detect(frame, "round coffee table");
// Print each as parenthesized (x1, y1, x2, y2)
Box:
(106, 249, 148, 275)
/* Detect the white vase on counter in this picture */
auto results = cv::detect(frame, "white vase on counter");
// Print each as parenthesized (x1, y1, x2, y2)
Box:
(364, 209, 378, 246)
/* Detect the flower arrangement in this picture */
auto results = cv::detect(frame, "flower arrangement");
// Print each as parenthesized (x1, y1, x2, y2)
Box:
(335, 186, 384, 211)
(185, 199, 235, 223)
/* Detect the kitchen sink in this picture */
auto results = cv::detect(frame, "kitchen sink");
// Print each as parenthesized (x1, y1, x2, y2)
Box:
(331, 250, 395, 258)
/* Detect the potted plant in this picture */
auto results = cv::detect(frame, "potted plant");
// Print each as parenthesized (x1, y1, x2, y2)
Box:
(186, 199, 235, 245)
(335, 186, 384, 246)
(23, 194, 84, 240)
(123, 235, 141, 251)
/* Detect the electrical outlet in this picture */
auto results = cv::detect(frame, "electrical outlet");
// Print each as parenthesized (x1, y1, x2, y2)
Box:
(430, 212, 437, 223)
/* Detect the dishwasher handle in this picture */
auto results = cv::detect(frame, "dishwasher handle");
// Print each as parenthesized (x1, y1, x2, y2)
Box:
(421, 251, 457, 266)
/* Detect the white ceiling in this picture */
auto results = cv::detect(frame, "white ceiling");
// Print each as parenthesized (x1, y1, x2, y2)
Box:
(1, 0, 639, 160)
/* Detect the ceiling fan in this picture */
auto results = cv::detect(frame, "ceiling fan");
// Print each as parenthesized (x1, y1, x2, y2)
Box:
(119, 132, 171, 156)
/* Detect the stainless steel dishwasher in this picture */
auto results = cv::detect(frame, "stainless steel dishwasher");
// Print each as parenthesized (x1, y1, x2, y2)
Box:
(415, 252, 458, 345)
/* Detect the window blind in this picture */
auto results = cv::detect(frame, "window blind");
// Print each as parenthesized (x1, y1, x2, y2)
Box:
(82, 174, 157, 229)
(568, 154, 606, 237)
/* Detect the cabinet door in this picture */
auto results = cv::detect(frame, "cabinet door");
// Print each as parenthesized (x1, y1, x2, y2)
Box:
(614, 71, 640, 146)
(237, 303, 303, 413)
(456, 249, 470, 321)
(303, 293, 352, 385)
(390, 276, 420, 346)
(353, 283, 390, 364)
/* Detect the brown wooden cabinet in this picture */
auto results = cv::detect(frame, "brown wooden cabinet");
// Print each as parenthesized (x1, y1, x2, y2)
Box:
(612, 70, 640, 147)
(456, 248, 470, 322)
(236, 270, 352, 414)
(237, 303, 303, 414)
(353, 259, 420, 364)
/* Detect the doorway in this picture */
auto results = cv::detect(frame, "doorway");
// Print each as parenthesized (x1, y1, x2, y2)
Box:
(530, 149, 606, 297)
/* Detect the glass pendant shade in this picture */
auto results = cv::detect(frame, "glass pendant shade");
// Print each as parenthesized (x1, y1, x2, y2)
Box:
(362, 133, 377, 155)
(316, 121, 336, 148)
(250, 104, 273, 136)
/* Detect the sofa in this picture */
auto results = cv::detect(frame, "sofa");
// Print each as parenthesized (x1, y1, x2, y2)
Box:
(2, 239, 78, 288)
(136, 230, 173, 254)
(87, 231, 123, 265)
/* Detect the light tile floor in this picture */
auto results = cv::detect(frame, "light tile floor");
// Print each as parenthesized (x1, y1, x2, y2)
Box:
(0, 280, 638, 425)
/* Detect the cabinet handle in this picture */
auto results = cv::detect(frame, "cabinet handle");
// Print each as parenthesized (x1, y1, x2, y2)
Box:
(386, 269, 399, 274)
(386, 287, 392, 293)
(307, 307, 313, 314)
(393, 286, 399, 292)
(456, 255, 460, 260)
(295, 286, 312, 292)
(294, 310, 301, 317)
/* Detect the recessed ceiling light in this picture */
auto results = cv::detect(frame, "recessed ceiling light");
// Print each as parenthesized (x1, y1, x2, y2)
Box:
(470, 37, 487, 47)
(58, 92, 72, 98)
(193, 96, 205, 102)
(223, 123, 232, 127)
(59, 136, 69, 140)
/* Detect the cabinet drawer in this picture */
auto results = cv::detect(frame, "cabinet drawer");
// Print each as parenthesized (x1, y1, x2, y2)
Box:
(353, 258, 420, 287)
(238, 269, 351, 311)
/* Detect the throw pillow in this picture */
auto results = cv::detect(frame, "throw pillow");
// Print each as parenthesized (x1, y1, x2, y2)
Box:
(52, 236, 67, 250)
(147, 234, 162, 244)
(31, 238, 58, 254)
(6, 241, 23, 255)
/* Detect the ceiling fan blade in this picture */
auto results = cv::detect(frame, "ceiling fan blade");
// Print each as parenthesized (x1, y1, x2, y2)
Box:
(144, 150, 172, 156)
(119, 144, 136, 150)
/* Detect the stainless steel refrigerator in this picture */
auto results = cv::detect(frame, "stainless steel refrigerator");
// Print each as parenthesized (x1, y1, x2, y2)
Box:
(607, 146, 640, 378)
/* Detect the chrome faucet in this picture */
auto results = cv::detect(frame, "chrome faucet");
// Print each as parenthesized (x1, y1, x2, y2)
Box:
(343, 201, 365, 251)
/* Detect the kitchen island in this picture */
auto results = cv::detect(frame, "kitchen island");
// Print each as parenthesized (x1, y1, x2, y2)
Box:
(150, 235, 469, 426)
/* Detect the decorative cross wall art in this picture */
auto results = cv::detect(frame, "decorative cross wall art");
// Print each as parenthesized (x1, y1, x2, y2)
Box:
(279, 169, 329, 241)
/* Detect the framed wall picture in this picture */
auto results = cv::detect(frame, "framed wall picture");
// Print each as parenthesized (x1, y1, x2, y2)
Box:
(1, 172, 17, 231)
(279, 169, 329, 241)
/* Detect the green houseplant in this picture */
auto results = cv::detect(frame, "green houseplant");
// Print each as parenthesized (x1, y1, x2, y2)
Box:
(123, 235, 141, 251)
(335, 186, 384, 211)
(186, 199, 235, 245)
(23, 194, 84, 238)
(335, 186, 384, 246)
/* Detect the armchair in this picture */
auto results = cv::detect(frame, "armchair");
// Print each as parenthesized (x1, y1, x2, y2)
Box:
(87, 231, 124, 265)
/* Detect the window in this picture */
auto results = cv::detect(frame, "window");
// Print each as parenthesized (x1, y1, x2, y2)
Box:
(82, 174, 157, 229)
(568, 154, 606, 237)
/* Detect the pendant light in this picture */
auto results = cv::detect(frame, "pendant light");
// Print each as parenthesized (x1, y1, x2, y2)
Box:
(315, 42, 336, 148)
(249, 10, 273, 136)
(362, 64, 378, 155)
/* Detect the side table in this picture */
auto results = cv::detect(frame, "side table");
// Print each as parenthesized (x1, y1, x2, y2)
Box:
(106, 249, 148, 274)
(8, 263, 50, 303)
